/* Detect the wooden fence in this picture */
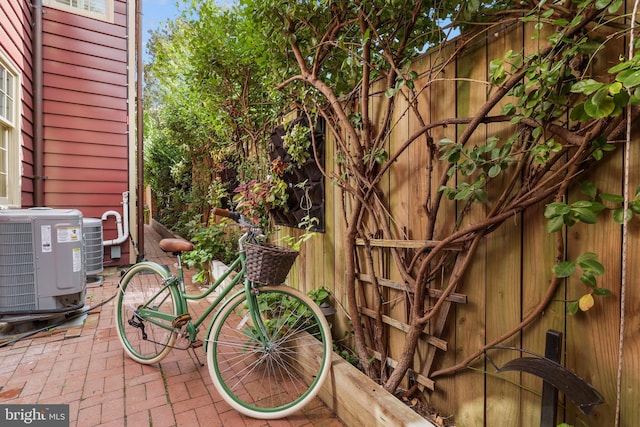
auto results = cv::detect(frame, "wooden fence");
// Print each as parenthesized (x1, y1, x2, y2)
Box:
(275, 14, 639, 427)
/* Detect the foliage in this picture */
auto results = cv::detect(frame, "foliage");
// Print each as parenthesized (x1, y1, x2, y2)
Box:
(181, 222, 241, 283)
(438, 136, 514, 202)
(282, 122, 311, 168)
(307, 287, 330, 306)
(334, 343, 360, 367)
(278, 191, 319, 250)
(144, 114, 199, 232)
(144, 0, 286, 231)
(552, 252, 610, 314)
(255, 292, 323, 337)
(545, 182, 640, 232)
(570, 45, 640, 121)
(232, 176, 289, 229)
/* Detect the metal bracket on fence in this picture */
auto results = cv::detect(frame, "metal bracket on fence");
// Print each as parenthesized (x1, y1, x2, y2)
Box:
(486, 331, 604, 423)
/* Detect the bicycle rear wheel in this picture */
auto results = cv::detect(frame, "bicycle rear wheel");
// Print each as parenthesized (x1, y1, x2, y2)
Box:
(206, 286, 332, 419)
(114, 262, 178, 364)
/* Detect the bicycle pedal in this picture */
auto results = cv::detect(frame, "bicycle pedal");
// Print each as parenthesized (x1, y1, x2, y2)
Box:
(191, 340, 204, 348)
(172, 313, 192, 328)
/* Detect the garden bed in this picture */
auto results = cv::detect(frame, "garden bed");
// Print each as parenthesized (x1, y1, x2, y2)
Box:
(296, 333, 437, 426)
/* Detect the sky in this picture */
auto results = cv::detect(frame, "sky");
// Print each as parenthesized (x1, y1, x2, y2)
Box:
(141, 0, 235, 61)
(141, 0, 184, 58)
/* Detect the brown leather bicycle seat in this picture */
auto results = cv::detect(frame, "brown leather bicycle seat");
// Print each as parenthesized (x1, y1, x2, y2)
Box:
(159, 238, 194, 253)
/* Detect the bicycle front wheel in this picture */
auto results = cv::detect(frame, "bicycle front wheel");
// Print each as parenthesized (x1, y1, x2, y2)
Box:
(114, 262, 179, 364)
(206, 286, 332, 419)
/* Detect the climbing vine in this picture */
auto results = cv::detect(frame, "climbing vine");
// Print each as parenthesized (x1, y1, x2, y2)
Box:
(238, 0, 639, 396)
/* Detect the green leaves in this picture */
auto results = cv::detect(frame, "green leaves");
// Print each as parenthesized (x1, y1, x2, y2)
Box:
(437, 136, 514, 202)
(283, 123, 311, 167)
(386, 69, 419, 98)
(489, 49, 522, 85)
(182, 222, 242, 277)
(590, 135, 616, 161)
(546, 182, 622, 315)
(571, 79, 603, 95)
(363, 148, 389, 165)
(544, 181, 640, 232)
(570, 82, 624, 120)
(571, 48, 640, 121)
(553, 252, 611, 314)
(544, 200, 604, 232)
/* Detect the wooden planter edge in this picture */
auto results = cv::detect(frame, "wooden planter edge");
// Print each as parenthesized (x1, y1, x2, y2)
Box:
(317, 352, 437, 427)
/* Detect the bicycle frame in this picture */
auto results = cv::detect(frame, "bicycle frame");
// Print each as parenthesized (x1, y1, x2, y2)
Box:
(131, 255, 243, 341)
(180, 255, 246, 341)
(130, 230, 272, 347)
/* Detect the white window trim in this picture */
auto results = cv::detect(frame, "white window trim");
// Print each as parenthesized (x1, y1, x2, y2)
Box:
(0, 50, 21, 209)
(43, 0, 115, 23)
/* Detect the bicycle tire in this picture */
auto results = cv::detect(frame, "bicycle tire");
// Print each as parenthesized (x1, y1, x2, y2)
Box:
(114, 262, 179, 364)
(206, 286, 332, 419)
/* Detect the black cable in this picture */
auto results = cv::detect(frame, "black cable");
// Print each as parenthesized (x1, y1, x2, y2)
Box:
(0, 291, 118, 348)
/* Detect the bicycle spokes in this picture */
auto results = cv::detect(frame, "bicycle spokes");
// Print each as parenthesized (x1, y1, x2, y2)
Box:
(206, 287, 332, 419)
(115, 263, 179, 364)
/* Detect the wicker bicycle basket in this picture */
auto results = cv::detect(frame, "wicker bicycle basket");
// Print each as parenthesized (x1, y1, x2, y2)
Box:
(244, 242, 299, 285)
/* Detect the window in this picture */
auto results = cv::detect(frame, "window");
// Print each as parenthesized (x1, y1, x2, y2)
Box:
(43, 0, 114, 23)
(0, 52, 20, 208)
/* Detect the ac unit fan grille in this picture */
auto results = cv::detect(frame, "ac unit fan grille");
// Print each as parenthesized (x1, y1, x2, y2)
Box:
(83, 219, 103, 275)
(0, 223, 37, 311)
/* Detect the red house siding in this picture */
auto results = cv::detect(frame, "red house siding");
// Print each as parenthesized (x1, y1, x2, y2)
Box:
(2, 1, 134, 266)
(41, 0, 131, 265)
(0, 1, 35, 206)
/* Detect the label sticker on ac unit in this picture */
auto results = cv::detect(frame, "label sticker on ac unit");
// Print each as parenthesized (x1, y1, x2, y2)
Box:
(73, 247, 82, 272)
(58, 226, 81, 243)
(41, 225, 52, 253)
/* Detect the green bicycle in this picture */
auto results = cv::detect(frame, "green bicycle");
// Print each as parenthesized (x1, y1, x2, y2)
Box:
(113, 208, 332, 419)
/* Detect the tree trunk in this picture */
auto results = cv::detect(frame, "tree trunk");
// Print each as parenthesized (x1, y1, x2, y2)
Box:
(344, 198, 374, 377)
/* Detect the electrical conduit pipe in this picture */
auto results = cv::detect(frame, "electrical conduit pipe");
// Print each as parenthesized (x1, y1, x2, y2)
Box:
(102, 192, 129, 246)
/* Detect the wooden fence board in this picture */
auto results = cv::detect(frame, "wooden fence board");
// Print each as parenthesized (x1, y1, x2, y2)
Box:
(421, 42, 460, 417)
(562, 21, 625, 424)
(520, 197, 562, 425)
(565, 150, 622, 425)
(511, 20, 565, 426)
(483, 23, 524, 426)
(453, 37, 490, 427)
(325, 127, 349, 343)
(622, 129, 640, 426)
(387, 82, 411, 388)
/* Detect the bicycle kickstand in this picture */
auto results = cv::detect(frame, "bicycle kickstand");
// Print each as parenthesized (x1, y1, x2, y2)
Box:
(190, 340, 205, 367)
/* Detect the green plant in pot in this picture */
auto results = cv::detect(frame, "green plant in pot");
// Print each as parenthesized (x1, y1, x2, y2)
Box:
(182, 222, 240, 285)
(308, 287, 336, 317)
(233, 171, 289, 230)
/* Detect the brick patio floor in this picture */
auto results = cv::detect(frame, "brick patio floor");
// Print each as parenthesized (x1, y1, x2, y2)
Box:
(0, 225, 345, 427)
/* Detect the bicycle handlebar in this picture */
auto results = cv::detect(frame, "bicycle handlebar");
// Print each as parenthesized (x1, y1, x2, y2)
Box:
(212, 208, 263, 247)
(212, 207, 251, 227)
(212, 207, 239, 221)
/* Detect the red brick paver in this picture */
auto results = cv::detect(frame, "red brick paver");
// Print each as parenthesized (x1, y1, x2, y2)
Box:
(0, 225, 345, 427)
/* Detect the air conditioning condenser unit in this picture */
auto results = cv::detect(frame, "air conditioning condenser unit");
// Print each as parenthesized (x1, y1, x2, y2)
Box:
(0, 208, 86, 317)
